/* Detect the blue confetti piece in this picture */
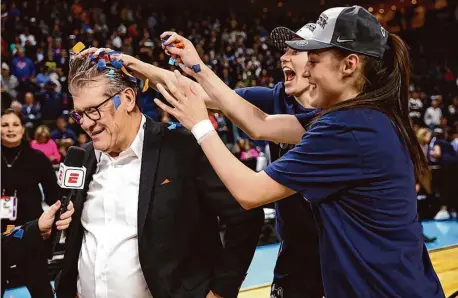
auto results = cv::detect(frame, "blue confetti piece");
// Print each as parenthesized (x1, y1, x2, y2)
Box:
(13, 228, 24, 239)
(167, 122, 182, 130)
(112, 95, 121, 109)
(111, 59, 123, 69)
(168, 57, 177, 66)
(97, 59, 107, 71)
(105, 69, 115, 79)
(191, 64, 201, 73)
(89, 54, 96, 61)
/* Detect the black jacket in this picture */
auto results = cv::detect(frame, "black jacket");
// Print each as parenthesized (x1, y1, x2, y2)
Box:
(1, 220, 54, 298)
(56, 116, 264, 298)
(1, 141, 59, 233)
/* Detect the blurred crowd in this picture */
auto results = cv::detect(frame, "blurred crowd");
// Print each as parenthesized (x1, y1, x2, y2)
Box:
(1, 0, 457, 216)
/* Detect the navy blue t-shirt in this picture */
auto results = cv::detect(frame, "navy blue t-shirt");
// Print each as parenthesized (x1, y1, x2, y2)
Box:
(235, 83, 318, 243)
(265, 108, 444, 297)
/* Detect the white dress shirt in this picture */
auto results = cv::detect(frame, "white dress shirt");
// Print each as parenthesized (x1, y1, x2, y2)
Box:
(77, 116, 152, 298)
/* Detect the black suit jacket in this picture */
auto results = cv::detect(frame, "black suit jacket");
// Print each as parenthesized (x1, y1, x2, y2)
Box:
(56, 117, 263, 298)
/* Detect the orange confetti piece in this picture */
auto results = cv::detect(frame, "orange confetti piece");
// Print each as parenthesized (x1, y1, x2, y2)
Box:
(142, 79, 149, 92)
(121, 66, 135, 77)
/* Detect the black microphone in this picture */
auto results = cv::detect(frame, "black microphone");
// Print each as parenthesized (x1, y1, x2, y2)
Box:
(51, 146, 86, 255)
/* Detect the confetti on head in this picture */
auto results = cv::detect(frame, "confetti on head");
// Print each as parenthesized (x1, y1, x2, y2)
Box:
(106, 68, 116, 80)
(72, 42, 86, 54)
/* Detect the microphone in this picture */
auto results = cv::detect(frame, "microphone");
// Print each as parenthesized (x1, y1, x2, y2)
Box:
(51, 146, 86, 255)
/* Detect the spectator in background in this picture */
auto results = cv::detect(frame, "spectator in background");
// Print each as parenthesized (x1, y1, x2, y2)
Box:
(429, 128, 458, 220)
(1, 109, 59, 232)
(447, 96, 458, 125)
(30, 125, 61, 164)
(408, 91, 423, 120)
(10, 100, 22, 115)
(10, 47, 35, 82)
(240, 140, 260, 161)
(416, 127, 432, 157)
(76, 132, 88, 147)
(19, 27, 36, 48)
(39, 81, 63, 123)
(451, 128, 458, 154)
(424, 98, 443, 129)
(1, 62, 19, 99)
(50, 116, 76, 149)
(1, 108, 59, 298)
(21, 92, 41, 134)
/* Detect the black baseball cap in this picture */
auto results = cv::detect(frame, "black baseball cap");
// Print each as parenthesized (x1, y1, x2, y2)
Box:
(286, 6, 389, 59)
(270, 23, 316, 52)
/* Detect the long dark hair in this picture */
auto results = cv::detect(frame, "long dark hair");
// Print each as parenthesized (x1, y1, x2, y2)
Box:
(311, 33, 428, 177)
(1, 108, 25, 126)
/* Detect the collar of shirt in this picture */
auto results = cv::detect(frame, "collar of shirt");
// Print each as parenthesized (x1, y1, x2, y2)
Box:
(94, 115, 146, 164)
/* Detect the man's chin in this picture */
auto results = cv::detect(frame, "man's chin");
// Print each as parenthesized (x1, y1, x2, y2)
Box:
(92, 140, 109, 152)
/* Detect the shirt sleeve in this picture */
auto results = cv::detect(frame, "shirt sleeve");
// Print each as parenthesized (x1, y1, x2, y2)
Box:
(235, 84, 282, 114)
(264, 117, 363, 203)
(294, 109, 320, 127)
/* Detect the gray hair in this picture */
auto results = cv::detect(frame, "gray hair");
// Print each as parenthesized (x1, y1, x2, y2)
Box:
(68, 54, 137, 96)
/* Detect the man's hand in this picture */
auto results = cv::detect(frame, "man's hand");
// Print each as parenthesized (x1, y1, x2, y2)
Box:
(206, 290, 223, 298)
(38, 200, 74, 240)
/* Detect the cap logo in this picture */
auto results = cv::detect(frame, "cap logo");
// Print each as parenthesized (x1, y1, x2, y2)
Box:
(305, 23, 316, 32)
(380, 26, 387, 38)
(317, 14, 328, 29)
(336, 36, 354, 43)
(296, 40, 308, 46)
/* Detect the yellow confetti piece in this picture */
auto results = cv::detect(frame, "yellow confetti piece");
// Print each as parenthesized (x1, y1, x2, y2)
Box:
(142, 79, 149, 92)
(72, 42, 86, 54)
(3, 225, 15, 235)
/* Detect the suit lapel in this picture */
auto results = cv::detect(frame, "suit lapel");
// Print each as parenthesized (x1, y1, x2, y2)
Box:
(138, 117, 163, 239)
(71, 144, 97, 243)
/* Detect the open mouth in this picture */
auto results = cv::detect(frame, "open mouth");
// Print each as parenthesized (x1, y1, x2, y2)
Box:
(283, 67, 296, 82)
(6, 134, 17, 138)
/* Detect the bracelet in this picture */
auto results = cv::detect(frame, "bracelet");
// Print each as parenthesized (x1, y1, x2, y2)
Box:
(191, 120, 215, 144)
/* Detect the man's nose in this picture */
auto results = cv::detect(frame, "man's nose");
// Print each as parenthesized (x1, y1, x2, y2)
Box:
(80, 114, 96, 131)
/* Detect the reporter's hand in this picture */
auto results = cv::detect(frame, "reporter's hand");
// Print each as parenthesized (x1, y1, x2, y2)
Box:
(38, 200, 74, 240)
(206, 290, 223, 298)
(154, 70, 209, 130)
(160, 32, 204, 76)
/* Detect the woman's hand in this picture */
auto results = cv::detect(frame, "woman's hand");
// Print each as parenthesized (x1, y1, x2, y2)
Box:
(38, 200, 75, 240)
(154, 70, 209, 130)
(160, 32, 204, 76)
(78, 47, 147, 80)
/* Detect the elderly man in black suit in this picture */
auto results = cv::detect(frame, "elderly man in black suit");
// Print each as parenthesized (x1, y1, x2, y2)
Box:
(55, 49, 263, 298)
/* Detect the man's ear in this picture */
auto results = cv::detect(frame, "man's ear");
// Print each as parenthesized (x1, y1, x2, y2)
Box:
(124, 88, 137, 112)
(342, 53, 360, 77)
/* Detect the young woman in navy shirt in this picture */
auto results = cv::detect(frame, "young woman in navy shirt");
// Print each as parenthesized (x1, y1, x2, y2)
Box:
(156, 6, 444, 297)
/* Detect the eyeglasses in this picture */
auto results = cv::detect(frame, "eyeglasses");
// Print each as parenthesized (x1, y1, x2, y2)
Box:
(69, 90, 123, 125)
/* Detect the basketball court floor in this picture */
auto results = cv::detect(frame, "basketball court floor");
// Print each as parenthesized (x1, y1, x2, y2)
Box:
(3, 220, 458, 298)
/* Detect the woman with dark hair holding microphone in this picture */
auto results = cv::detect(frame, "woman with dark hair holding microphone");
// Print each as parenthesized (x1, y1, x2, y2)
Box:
(155, 6, 444, 297)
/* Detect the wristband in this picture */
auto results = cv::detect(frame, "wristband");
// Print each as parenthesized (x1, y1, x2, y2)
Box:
(191, 120, 215, 144)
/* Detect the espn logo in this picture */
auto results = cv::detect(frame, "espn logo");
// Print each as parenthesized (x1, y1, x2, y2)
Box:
(57, 164, 86, 189)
